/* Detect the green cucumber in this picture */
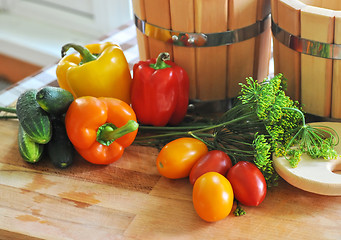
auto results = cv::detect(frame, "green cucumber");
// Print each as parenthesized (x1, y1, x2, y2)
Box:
(47, 117, 74, 168)
(18, 123, 44, 163)
(16, 89, 51, 144)
(36, 86, 74, 115)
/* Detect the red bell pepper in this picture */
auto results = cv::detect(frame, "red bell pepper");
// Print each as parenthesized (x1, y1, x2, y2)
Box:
(131, 52, 189, 126)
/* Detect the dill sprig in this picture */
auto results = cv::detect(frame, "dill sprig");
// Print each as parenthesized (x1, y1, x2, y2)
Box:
(233, 201, 246, 216)
(135, 74, 339, 187)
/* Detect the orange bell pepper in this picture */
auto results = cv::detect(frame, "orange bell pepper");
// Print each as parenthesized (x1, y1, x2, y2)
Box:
(65, 96, 138, 165)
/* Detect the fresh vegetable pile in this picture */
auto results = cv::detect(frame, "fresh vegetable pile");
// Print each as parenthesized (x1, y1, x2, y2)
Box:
(155, 137, 266, 221)
(0, 42, 339, 222)
(135, 74, 339, 186)
(0, 42, 139, 169)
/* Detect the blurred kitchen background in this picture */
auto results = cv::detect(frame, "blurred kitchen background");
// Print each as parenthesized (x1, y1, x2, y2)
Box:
(0, 0, 133, 90)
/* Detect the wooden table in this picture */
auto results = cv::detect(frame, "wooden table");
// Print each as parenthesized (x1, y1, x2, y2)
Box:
(1, 22, 340, 240)
(1, 118, 341, 240)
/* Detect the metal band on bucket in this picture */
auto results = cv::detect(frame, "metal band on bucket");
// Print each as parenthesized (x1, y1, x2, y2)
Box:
(134, 14, 271, 47)
(271, 18, 341, 60)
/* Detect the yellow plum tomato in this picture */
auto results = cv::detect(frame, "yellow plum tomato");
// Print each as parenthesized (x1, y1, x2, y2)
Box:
(156, 137, 208, 179)
(192, 172, 234, 222)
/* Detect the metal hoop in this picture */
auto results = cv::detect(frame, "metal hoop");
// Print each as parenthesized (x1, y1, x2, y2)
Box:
(134, 14, 271, 48)
(271, 17, 341, 60)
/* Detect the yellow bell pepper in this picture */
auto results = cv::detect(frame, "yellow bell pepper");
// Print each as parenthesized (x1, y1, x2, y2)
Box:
(56, 42, 132, 104)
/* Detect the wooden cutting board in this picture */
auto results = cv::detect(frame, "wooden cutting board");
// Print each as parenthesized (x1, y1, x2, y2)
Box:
(273, 122, 341, 196)
(0, 118, 341, 239)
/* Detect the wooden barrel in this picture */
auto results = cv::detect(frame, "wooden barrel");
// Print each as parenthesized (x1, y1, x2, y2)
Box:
(271, 0, 341, 119)
(132, 0, 271, 104)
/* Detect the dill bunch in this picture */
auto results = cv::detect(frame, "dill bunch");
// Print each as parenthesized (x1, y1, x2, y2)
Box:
(135, 74, 339, 187)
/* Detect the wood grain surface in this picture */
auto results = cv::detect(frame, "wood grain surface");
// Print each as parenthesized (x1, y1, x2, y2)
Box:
(254, 0, 271, 82)
(170, 0, 197, 99)
(1, 117, 341, 239)
(300, 5, 334, 117)
(226, 0, 257, 98)
(194, 0, 228, 101)
(131, 0, 150, 61)
(276, 0, 305, 101)
(144, 0, 173, 59)
(332, 11, 341, 119)
(271, 0, 280, 76)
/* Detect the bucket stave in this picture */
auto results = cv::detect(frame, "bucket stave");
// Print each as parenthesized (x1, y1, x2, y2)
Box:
(271, 0, 341, 119)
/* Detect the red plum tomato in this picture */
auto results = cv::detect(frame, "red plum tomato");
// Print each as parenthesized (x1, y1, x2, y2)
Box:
(226, 161, 267, 206)
(192, 172, 234, 222)
(156, 137, 208, 179)
(189, 150, 232, 185)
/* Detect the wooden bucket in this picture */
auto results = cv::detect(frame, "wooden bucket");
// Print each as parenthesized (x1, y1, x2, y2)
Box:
(132, 0, 271, 108)
(271, 0, 341, 119)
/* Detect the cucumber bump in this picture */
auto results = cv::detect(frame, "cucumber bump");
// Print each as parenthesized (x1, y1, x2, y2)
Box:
(18, 123, 44, 163)
(16, 89, 52, 144)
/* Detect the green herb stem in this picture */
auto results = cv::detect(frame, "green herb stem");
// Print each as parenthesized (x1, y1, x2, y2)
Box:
(0, 115, 18, 119)
(135, 131, 190, 140)
(285, 126, 304, 152)
(0, 106, 17, 114)
(137, 113, 255, 141)
(139, 124, 211, 131)
(282, 107, 306, 126)
(188, 132, 215, 149)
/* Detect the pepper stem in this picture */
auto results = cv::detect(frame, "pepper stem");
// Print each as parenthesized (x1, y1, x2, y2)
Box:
(96, 120, 139, 146)
(150, 52, 171, 69)
(61, 43, 98, 63)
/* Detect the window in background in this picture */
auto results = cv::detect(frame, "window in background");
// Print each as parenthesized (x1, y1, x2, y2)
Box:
(0, 0, 133, 67)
